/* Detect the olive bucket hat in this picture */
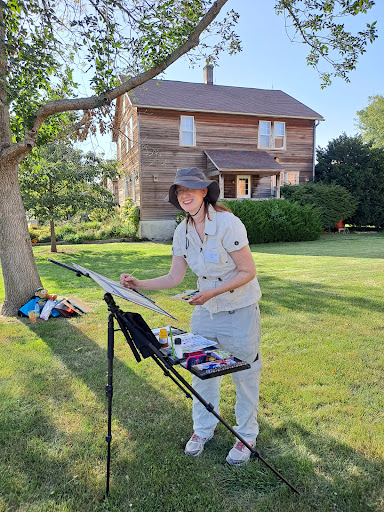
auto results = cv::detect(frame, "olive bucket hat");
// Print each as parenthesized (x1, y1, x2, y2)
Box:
(166, 167, 220, 211)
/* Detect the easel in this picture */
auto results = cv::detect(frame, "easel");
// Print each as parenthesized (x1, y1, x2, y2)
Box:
(47, 259, 300, 496)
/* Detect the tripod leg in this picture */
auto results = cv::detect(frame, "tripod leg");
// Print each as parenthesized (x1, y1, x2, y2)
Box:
(150, 346, 299, 495)
(105, 313, 114, 498)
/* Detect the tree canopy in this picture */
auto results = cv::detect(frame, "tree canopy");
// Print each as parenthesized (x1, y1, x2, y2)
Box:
(315, 134, 384, 228)
(19, 143, 118, 252)
(356, 95, 384, 149)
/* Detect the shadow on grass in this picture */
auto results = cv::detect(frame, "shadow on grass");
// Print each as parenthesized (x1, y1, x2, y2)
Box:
(0, 313, 382, 512)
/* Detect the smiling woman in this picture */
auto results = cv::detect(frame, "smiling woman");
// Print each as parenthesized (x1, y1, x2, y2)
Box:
(120, 166, 263, 466)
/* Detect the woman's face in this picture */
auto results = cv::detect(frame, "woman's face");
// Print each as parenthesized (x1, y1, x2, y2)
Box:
(175, 186, 207, 215)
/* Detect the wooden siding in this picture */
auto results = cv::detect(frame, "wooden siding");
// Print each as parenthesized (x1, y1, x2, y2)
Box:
(116, 100, 140, 206)
(117, 107, 316, 221)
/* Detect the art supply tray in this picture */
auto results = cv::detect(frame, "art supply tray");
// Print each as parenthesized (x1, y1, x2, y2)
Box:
(180, 354, 250, 379)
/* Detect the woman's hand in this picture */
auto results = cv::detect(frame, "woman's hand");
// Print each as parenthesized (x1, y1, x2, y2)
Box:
(120, 273, 141, 289)
(188, 289, 215, 306)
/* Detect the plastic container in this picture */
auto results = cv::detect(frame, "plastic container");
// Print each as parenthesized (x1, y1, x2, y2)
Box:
(158, 328, 169, 348)
(28, 310, 36, 323)
(174, 337, 183, 359)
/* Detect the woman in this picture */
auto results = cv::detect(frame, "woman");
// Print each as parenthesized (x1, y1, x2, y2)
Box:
(120, 167, 262, 466)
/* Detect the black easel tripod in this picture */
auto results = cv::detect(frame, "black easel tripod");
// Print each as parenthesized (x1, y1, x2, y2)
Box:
(103, 293, 300, 496)
(46, 259, 299, 496)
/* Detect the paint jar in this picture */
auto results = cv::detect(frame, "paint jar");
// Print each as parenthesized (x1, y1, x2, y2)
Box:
(158, 328, 169, 348)
(174, 338, 183, 360)
(28, 310, 36, 323)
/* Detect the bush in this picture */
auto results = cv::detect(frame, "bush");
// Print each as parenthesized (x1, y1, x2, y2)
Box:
(121, 198, 140, 233)
(281, 182, 358, 230)
(62, 233, 84, 244)
(221, 199, 322, 244)
(176, 211, 187, 225)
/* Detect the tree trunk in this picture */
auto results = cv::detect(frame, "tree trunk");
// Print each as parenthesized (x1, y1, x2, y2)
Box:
(0, 160, 42, 316)
(50, 219, 57, 253)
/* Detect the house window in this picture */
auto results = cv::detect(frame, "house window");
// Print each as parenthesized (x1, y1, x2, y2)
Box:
(259, 121, 271, 149)
(274, 122, 285, 149)
(122, 177, 129, 201)
(125, 125, 129, 153)
(283, 172, 299, 185)
(117, 135, 121, 160)
(259, 121, 286, 150)
(112, 180, 119, 204)
(129, 117, 133, 150)
(237, 175, 251, 198)
(180, 116, 195, 146)
(132, 169, 137, 202)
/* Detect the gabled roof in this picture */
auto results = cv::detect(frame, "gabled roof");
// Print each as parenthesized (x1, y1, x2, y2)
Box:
(128, 79, 323, 120)
(205, 149, 283, 176)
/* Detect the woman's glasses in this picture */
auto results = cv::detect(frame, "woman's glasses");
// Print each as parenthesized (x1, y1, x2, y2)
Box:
(175, 187, 195, 197)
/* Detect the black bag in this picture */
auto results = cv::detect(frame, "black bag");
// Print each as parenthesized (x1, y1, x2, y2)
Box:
(122, 311, 162, 359)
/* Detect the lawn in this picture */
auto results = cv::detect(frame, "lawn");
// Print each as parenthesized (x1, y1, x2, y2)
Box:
(0, 233, 383, 512)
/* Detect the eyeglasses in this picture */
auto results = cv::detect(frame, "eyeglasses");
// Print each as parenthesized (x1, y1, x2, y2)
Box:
(175, 188, 194, 197)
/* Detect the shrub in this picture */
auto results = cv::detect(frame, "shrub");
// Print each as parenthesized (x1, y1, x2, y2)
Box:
(62, 233, 84, 244)
(221, 199, 322, 244)
(176, 211, 187, 225)
(56, 224, 76, 237)
(121, 198, 140, 233)
(89, 207, 120, 223)
(281, 182, 358, 230)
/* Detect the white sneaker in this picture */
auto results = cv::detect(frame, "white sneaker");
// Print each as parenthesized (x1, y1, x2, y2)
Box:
(226, 440, 254, 466)
(184, 432, 214, 456)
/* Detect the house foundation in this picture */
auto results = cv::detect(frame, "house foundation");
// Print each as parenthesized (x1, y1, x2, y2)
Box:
(139, 220, 176, 241)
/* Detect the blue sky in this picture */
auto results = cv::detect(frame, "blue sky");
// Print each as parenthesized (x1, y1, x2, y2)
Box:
(83, 0, 384, 157)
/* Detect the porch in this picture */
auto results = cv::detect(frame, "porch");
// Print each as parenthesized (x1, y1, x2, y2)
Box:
(205, 149, 283, 200)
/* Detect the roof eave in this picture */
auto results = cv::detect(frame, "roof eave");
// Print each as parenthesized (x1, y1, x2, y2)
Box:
(134, 104, 324, 121)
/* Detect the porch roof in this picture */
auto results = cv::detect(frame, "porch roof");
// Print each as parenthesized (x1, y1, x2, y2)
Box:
(205, 149, 283, 177)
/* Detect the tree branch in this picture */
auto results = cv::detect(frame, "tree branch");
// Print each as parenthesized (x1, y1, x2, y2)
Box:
(17, 0, 228, 153)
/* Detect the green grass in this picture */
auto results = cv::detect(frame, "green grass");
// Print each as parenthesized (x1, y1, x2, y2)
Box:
(1, 233, 383, 512)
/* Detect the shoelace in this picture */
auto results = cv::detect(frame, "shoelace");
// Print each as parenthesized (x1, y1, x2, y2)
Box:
(234, 441, 246, 452)
(234, 441, 253, 452)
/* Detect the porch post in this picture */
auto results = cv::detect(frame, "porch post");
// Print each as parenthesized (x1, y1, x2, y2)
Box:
(276, 173, 281, 199)
(219, 173, 224, 199)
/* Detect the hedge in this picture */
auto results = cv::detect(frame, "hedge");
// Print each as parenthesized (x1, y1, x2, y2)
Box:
(221, 199, 322, 244)
(280, 182, 358, 230)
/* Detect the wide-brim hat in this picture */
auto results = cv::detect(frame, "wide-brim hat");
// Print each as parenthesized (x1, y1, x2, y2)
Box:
(166, 167, 220, 211)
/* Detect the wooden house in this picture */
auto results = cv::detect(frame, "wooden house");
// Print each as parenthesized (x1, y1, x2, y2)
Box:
(112, 66, 323, 239)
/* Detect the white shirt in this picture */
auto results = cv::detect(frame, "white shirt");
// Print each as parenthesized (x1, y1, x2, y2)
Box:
(172, 206, 262, 314)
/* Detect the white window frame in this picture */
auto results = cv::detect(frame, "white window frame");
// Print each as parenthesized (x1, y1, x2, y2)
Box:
(283, 172, 299, 185)
(129, 117, 133, 150)
(237, 175, 251, 199)
(117, 135, 121, 160)
(259, 121, 271, 149)
(125, 125, 129, 153)
(258, 121, 286, 150)
(132, 169, 137, 202)
(180, 115, 196, 146)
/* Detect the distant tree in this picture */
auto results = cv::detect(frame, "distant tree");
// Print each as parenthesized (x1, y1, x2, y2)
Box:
(356, 95, 384, 149)
(280, 182, 358, 230)
(19, 143, 119, 252)
(315, 134, 384, 227)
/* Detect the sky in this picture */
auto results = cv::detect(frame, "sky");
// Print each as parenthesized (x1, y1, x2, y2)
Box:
(82, 0, 384, 158)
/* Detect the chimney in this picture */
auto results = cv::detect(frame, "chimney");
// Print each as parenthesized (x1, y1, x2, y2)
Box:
(203, 64, 214, 85)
